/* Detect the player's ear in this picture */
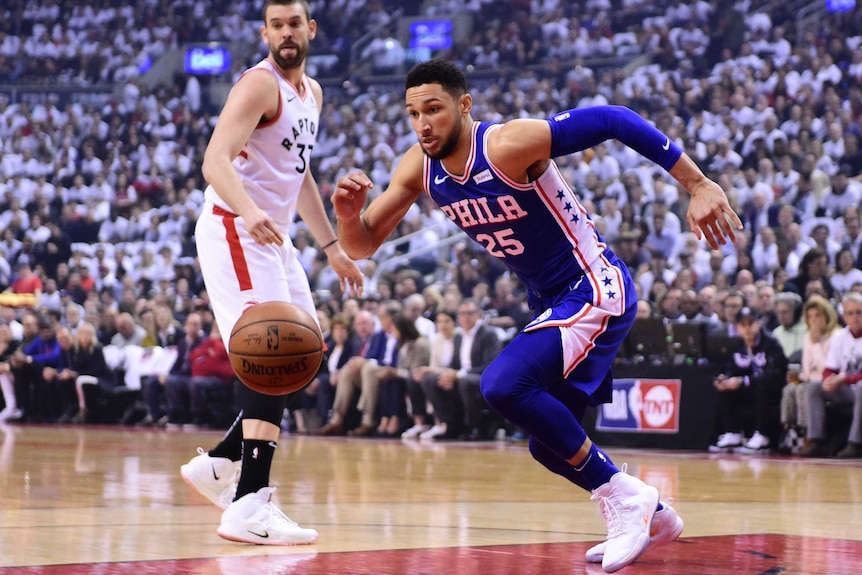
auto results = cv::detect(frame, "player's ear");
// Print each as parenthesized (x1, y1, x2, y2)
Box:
(308, 18, 317, 40)
(460, 93, 472, 116)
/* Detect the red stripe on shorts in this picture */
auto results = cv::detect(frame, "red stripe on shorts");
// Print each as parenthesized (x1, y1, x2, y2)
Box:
(213, 205, 253, 291)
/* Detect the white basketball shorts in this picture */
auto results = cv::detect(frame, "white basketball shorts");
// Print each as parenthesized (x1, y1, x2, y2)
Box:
(195, 201, 317, 348)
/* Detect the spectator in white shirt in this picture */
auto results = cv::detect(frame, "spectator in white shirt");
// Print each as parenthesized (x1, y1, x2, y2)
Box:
(63, 174, 91, 203)
(79, 144, 104, 178)
(823, 122, 846, 162)
(751, 225, 781, 278)
(820, 167, 862, 218)
(831, 248, 862, 296)
(24, 213, 50, 244)
(774, 154, 800, 201)
(0, 197, 28, 233)
(0, 230, 21, 264)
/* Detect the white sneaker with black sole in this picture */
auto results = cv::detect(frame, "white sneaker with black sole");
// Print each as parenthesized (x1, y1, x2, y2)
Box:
(217, 486, 319, 545)
(585, 500, 684, 563)
(735, 431, 770, 454)
(180, 447, 241, 509)
(708, 432, 743, 453)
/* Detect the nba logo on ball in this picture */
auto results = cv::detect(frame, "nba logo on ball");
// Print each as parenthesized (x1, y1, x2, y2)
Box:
(267, 325, 279, 350)
(229, 301, 324, 396)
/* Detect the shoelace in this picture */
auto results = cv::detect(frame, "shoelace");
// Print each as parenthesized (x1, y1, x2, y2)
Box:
(593, 492, 625, 539)
(265, 490, 302, 529)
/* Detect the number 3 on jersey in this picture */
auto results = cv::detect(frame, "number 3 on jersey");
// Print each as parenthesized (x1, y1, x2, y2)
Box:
(296, 143, 313, 174)
(476, 228, 525, 258)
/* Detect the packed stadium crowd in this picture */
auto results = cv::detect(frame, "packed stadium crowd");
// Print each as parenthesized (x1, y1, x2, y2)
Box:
(1, 0, 862, 456)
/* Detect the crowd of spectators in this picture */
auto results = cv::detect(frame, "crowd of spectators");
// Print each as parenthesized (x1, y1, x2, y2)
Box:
(1, 0, 862, 453)
(0, 0, 425, 85)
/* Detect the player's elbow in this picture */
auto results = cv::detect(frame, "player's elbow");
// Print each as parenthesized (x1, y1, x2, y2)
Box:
(340, 242, 376, 261)
(201, 146, 230, 184)
(201, 153, 217, 184)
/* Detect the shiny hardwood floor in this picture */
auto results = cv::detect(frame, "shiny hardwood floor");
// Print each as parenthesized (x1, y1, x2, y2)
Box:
(0, 423, 860, 574)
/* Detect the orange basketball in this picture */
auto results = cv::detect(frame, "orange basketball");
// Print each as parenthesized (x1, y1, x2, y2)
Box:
(228, 301, 324, 396)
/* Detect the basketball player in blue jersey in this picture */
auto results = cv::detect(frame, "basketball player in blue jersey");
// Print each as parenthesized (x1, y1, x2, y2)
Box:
(333, 60, 742, 573)
(179, 0, 363, 546)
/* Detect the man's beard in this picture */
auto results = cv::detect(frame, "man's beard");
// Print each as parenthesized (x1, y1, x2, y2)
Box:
(270, 42, 306, 70)
(422, 116, 461, 160)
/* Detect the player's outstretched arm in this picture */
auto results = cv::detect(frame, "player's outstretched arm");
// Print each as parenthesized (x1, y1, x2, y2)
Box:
(540, 105, 743, 248)
(333, 145, 425, 260)
(490, 106, 692, 181)
(202, 69, 284, 246)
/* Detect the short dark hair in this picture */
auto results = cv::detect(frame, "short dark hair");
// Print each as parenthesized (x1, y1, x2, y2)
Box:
(724, 290, 746, 306)
(263, 0, 310, 22)
(435, 310, 457, 323)
(406, 60, 467, 100)
(393, 313, 420, 342)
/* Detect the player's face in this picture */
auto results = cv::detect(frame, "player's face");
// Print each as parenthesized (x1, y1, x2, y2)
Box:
(262, 4, 316, 70)
(406, 83, 463, 160)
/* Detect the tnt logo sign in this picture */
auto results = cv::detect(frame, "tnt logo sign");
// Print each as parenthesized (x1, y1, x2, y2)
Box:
(596, 379, 681, 433)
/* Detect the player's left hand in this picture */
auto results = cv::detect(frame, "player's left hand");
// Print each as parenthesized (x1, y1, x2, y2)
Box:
(686, 179, 743, 250)
(326, 244, 364, 297)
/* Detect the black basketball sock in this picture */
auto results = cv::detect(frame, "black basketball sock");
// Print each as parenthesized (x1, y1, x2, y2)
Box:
(235, 439, 276, 500)
(208, 411, 243, 461)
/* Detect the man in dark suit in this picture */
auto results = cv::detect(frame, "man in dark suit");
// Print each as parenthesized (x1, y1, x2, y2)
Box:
(316, 302, 401, 435)
(421, 299, 501, 440)
(141, 312, 205, 427)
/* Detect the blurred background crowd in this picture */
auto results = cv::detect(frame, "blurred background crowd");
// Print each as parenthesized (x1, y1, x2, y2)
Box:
(1, 0, 862, 455)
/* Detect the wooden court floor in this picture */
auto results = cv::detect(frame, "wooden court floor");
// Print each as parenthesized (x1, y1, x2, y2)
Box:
(0, 423, 861, 574)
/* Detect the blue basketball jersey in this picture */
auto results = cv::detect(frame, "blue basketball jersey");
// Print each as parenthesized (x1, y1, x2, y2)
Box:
(424, 121, 625, 313)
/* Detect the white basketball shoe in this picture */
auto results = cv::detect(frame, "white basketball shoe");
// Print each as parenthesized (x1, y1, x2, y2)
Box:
(217, 486, 319, 545)
(585, 500, 684, 563)
(589, 468, 659, 573)
(180, 447, 241, 510)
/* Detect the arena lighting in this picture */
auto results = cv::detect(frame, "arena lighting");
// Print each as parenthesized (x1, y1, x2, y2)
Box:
(409, 19, 453, 51)
(825, 0, 855, 11)
(184, 44, 231, 75)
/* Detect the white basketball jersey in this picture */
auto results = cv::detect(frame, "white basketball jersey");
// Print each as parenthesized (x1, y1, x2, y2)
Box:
(205, 59, 319, 228)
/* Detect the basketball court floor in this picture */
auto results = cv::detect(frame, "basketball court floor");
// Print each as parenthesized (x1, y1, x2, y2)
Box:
(0, 423, 860, 574)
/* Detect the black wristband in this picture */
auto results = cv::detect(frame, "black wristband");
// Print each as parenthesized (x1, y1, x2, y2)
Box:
(321, 238, 338, 250)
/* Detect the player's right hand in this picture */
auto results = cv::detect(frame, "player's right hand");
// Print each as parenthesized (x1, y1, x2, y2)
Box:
(332, 172, 373, 221)
(242, 205, 284, 246)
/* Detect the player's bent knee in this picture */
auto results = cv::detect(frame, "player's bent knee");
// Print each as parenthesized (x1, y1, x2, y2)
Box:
(480, 362, 517, 408)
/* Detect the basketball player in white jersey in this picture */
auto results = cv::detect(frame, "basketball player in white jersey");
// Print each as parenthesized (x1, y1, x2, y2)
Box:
(180, 0, 363, 545)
